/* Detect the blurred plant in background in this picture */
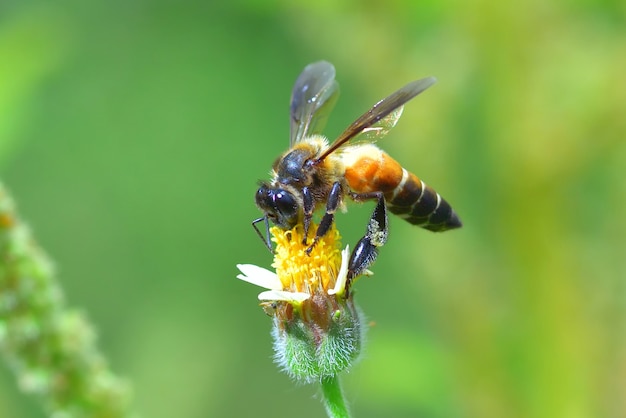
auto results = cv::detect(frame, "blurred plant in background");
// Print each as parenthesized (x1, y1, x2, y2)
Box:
(0, 0, 624, 417)
(0, 183, 133, 416)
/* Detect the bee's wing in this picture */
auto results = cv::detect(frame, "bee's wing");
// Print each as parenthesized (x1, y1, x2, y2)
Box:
(315, 76, 436, 162)
(346, 105, 405, 144)
(290, 61, 340, 146)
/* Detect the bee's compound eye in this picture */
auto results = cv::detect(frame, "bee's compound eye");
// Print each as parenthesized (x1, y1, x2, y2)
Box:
(255, 185, 298, 228)
(275, 191, 298, 218)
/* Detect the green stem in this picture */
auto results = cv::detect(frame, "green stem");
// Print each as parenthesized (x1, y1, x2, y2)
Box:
(0, 182, 134, 417)
(321, 374, 350, 418)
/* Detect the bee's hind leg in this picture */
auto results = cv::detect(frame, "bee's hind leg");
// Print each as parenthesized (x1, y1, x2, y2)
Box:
(346, 192, 388, 286)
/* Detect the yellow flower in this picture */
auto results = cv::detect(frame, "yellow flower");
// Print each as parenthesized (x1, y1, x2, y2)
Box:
(236, 222, 364, 383)
(236, 222, 350, 304)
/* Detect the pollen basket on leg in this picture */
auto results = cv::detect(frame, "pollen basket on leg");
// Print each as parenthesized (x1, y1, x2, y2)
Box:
(270, 223, 343, 294)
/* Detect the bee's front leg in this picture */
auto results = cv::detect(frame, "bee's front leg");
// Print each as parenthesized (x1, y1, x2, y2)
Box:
(302, 187, 314, 245)
(305, 182, 342, 255)
(346, 192, 388, 285)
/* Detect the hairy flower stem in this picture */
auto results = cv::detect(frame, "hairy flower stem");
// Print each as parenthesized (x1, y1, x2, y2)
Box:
(0, 182, 133, 417)
(321, 375, 350, 418)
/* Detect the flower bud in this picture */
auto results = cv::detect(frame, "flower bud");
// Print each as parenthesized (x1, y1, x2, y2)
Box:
(271, 291, 364, 383)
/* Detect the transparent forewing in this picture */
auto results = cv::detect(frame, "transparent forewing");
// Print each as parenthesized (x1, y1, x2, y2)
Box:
(289, 61, 340, 146)
(316, 76, 436, 162)
(351, 105, 404, 144)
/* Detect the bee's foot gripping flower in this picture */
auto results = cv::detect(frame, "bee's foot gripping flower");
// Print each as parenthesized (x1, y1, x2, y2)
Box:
(236, 223, 366, 383)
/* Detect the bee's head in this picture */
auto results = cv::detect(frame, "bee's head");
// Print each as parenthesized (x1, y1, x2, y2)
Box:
(255, 183, 299, 229)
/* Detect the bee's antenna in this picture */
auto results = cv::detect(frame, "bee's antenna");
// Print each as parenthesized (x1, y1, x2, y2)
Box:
(252, 215, 273, 253)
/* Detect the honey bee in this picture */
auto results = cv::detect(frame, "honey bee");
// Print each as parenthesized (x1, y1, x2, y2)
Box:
(254, 61, 461, 280)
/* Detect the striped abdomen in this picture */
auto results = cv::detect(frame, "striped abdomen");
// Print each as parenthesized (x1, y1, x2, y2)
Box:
(343, 144, 461, 232)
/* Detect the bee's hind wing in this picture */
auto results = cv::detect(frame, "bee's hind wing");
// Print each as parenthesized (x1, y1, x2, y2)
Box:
(290, 61, 340, 146)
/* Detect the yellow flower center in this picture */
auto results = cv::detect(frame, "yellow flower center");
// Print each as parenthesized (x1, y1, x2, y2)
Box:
(271, 223, 342, 295)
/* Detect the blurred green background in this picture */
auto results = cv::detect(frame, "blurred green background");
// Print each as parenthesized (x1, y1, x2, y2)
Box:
(1, 0, 625, 417)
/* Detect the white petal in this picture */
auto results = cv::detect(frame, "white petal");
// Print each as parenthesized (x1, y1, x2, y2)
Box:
(236, 264, 282, 290)
(328, 245, 350, 296)
(258, 290, 310, 303)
